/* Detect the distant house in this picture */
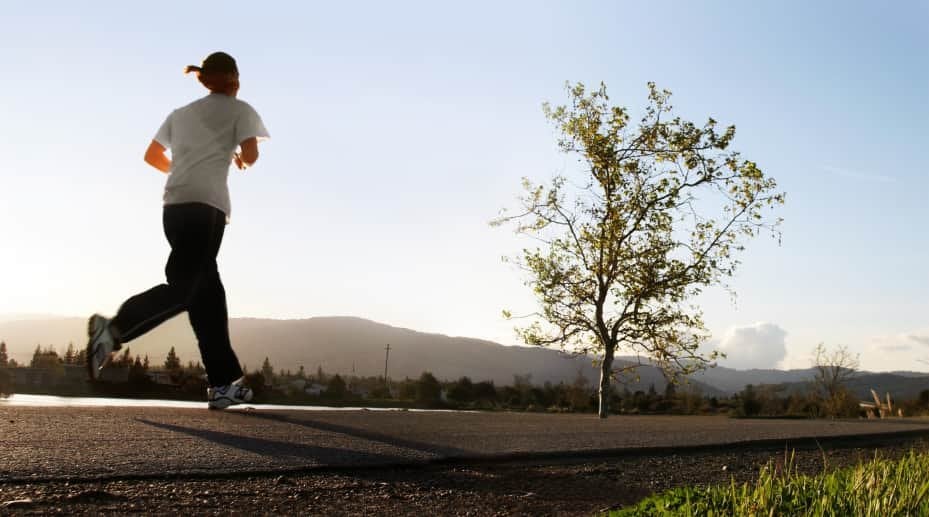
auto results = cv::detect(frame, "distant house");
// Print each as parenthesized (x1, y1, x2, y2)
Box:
(146, 370, 177, 386)
(350, 385, 371, 399)
(274, 378, 307, 395)
(305, 383, 326, 396)
(289, 379, 307, 391)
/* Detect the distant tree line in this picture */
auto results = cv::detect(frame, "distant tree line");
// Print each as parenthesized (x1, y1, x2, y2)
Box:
(240, 357, 725, 414)
(0, 342, 212, 400)
(3, 342, 929, 418)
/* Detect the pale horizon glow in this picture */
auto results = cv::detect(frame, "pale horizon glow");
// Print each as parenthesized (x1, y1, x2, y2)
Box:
(1, 1, 927, 372)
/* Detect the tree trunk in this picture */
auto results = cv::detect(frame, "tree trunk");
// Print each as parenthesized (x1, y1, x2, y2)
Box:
(598, 347, 614, 419)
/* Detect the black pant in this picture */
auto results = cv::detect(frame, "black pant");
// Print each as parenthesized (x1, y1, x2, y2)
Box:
(111, 203, 243, 387)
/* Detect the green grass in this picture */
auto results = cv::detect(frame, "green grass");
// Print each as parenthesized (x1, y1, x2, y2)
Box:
(611, 450, 929, 516)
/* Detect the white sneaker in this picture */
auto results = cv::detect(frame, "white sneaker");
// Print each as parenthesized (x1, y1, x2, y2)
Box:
(86, 314, 118, 381)
(208, 379, 254, 410)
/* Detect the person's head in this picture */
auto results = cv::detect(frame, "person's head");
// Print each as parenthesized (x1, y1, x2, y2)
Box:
(184, 52, 240, 96)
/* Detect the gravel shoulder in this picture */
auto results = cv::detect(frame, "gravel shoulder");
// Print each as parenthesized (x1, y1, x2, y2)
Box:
(3, 430, 929, 515)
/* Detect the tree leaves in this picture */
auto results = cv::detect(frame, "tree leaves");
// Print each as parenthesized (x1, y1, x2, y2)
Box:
(494, 82, 785, 417)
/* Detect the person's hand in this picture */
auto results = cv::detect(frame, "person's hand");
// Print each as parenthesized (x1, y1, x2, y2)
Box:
(234, 152, 246, 170)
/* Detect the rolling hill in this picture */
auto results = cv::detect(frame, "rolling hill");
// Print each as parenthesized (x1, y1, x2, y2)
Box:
(0, 315, 718, 393)
(2, 315, 925, 400)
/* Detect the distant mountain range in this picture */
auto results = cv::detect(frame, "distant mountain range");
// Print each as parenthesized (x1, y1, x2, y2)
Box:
(1, 315, 927, 400)
(0, 315, 698, 392)
(691, 365, 929, 401)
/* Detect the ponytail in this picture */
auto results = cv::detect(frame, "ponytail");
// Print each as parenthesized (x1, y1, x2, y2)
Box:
(184, 53, 239, 94)
(188, 69, 239, 94)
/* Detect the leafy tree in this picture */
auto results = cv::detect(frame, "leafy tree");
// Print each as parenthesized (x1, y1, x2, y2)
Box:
(64, 342, 76, 365)
(472, 381, 497, 403)
(29, 345, 64, 383)
(129, 355, 150, 386)
(447, 376, 475, 404)
(567, 369, 592, 410)
(512, 373, 534, 406)
(812, 343, 860, 418)
(30, 345, 41, 367)
(0, 368, 12, 398)
(664, 381, 677, 400)
(676, 385, 706, 415)
(756, 384, 789, 416)
(737, 384, 762, 417)
(177, 370, 208, 396)
(369, 381, 391, 399)
(243, 371, 266, 398)
(494, 82, 784, 418)
(416, 371, 442, 405)
(326, 374, 347, 400)
(186, 361, 205, 376)
(261, 357, 274, 384)
(164, 346, 182, 371)
(115, 347, 132, 368)
(31, 345, 62, 368)
(398, 377, 418, 400)
(633, 390, 651, 413)
(0, 341, 8, 367)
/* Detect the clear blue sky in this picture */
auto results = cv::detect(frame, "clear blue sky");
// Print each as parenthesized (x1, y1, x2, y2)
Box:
(1, 1, 926, 371)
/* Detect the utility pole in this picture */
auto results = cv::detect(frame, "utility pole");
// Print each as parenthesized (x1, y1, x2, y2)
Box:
(383, 344, 391, 392)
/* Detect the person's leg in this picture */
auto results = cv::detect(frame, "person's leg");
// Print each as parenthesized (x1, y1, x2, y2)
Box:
(190, 271, 243, 386)
(109, 288, 183, 345)
(185, 206, 244, 387)
(109, 206, 197, 344)
(88, 205, 195, 379)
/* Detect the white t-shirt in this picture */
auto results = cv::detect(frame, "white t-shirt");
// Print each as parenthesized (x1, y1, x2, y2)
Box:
(153, 93, 269, 219)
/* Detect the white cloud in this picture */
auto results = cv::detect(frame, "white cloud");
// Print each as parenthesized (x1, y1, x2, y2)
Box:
(860, 331, 929, 371)
(717, 322, 788, 370)
(869, 331, 929, 353)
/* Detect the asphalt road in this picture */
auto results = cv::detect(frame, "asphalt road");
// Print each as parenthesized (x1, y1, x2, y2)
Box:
(3, 405, 929, 483)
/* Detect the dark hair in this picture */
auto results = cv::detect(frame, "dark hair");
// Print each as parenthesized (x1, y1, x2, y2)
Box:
(186, 69, 238, 93)
(184, 52, 239, 93)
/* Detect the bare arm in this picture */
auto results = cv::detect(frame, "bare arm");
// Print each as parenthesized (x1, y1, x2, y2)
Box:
(144, 140, 171, 173)
(234, 137, 260, 170)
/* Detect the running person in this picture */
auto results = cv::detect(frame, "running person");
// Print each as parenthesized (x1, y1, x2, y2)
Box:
(86, 51, 269, 409)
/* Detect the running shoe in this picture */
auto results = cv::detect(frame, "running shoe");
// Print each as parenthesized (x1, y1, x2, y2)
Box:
(86, 314, 118, 381)
(208, 379, 254, 410)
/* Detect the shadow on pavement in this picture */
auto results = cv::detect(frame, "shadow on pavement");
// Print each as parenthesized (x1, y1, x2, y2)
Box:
(236, 411, 473, 458)
(136, 418, 411, 466)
